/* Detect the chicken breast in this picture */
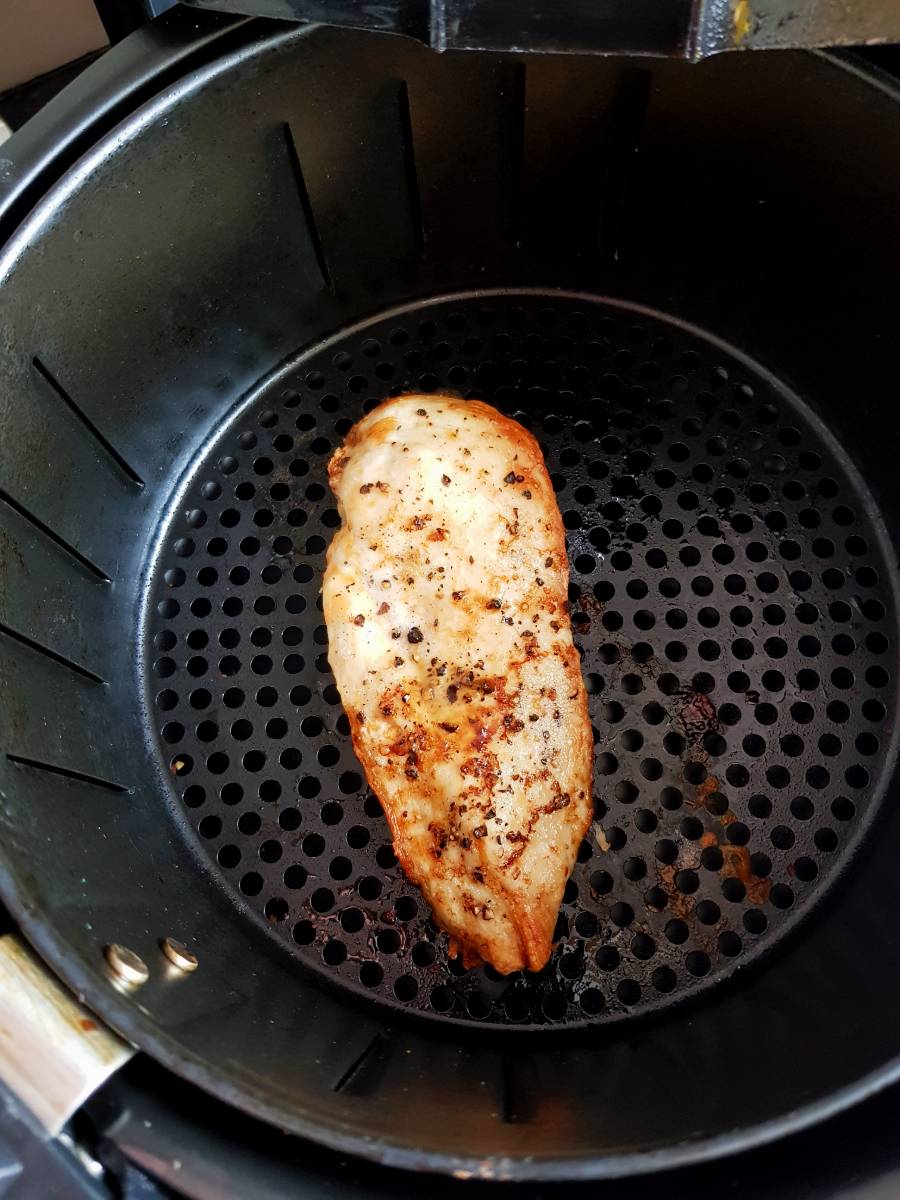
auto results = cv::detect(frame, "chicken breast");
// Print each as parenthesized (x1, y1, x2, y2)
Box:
(323, 396, 593, 974)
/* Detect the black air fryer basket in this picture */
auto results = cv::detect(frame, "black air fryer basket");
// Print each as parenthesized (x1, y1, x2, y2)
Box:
(1, 11, 900, 1180)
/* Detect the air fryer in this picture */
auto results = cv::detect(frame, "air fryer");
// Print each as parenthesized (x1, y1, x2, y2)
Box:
(1, 9, 899, 1181)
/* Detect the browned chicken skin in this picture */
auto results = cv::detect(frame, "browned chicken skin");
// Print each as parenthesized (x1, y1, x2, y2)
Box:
(323, 396, 593, 973)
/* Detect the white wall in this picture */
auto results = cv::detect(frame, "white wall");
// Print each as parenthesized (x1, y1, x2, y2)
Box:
(0, 0, 108, 93)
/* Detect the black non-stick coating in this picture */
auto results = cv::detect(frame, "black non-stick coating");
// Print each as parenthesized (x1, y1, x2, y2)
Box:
(2, 18, 900, 1177)
(147, 292, 895, 1030)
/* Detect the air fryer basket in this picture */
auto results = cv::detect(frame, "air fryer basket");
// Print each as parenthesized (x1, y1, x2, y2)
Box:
(1, 18, 900, 1178)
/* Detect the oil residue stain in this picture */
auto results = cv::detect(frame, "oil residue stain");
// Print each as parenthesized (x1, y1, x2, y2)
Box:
(671, 689, 719, 745)
(692, 773, 723, 812)
(656, 864, 694, 920)
(721, 843, 771, 905)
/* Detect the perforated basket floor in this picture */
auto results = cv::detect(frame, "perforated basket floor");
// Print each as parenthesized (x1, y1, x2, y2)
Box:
(144, 291, 896, 1029)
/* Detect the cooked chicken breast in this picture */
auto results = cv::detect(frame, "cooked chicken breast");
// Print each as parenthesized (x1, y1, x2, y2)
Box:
(323, 396, 593, 974)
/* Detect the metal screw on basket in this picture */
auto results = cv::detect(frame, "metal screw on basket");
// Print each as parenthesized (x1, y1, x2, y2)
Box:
(104, 943, 149, 988)
(160, 936, 199, 973)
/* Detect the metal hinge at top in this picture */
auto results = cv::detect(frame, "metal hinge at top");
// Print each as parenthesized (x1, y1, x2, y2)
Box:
(165, 0, 900, 59)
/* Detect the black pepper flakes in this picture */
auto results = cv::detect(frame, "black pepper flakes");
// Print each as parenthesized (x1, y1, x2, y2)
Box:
(442, 474, 451, 485)
(523, 490, 532, 499)
(447, 685, 458, 703)
(504, 471, 517, 485)
(407, 626, 424, 644)
(416, 408, 427, 416)
(394, 656, 404, 667)
(473, 825, 487, 839)
(487, 598, 502, 610)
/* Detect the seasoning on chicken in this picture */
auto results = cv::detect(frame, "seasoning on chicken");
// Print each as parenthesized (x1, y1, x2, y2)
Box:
(323, 396, 593, 974)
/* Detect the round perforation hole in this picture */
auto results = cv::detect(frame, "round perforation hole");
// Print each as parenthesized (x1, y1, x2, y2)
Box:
(146, 292, 895, 1030)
